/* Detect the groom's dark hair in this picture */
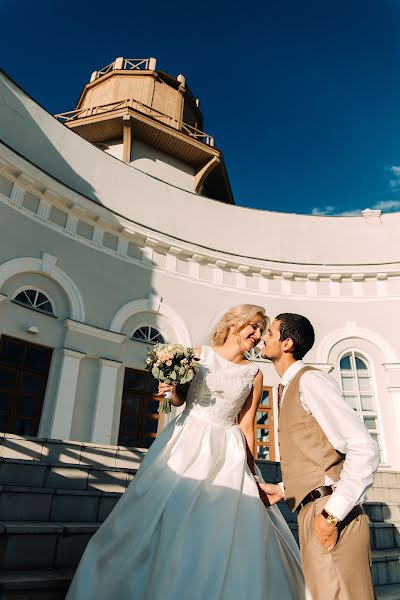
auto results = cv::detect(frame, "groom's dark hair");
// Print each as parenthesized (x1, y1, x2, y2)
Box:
(275, 313, 315, 360)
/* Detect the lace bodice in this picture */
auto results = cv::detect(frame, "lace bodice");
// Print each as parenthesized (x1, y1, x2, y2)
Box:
(182, 345, 259, 425)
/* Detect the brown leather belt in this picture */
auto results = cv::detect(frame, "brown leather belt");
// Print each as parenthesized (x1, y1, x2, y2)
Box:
(298, 486, 365, 528)
(298, 485, 334, 510)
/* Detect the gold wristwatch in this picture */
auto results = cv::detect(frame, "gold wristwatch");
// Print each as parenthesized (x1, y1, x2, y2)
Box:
(321, 508, 340, 527)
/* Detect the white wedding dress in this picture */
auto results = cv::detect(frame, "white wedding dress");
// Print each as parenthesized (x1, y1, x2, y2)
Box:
(66, 345, 307, 600)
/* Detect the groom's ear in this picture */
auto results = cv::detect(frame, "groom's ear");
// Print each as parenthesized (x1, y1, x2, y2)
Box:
(283, 337, 295, 353)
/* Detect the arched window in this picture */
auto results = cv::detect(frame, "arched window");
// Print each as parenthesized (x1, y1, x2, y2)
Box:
(245, 346, 268, 361)
(339, 351, 382, 457)
(13, 289, 55, 316)
(132, 326, 164, 344)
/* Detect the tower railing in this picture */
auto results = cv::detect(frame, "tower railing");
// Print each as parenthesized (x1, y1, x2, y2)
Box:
(91, 58, 157, 81)
(55, 98, 215, 147)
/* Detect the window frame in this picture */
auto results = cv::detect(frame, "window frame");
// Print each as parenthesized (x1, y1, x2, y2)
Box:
(131, 323, 165, 345)
(12, 286, 56, 317)
(338, 348, 386, 464)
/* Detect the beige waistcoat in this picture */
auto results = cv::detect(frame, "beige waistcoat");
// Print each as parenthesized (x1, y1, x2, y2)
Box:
(278, 366, 345, 512)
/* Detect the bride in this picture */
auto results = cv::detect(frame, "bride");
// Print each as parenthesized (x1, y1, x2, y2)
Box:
(66, 304, 306, 599)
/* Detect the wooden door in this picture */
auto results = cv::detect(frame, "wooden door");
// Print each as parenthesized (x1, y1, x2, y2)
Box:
(0, 335, 52, 436)
(118, 368, 160, 448)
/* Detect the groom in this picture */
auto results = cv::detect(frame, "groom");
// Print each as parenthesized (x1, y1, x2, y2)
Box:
(259, 313, 379, 600)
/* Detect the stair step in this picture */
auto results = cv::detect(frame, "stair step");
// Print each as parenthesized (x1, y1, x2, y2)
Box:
(0, 458, 136, 492)
(0, 433, 146, 469)
(367, 487, 400, 503)
(0, 485, 121, 522)
(0, 568, 74, 600)
(0, 521, 101, 569)
(375, 583, 400, 599)
(372, 549, 400, 585)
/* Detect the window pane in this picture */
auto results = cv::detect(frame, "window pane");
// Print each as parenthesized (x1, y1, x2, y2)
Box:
(145, 417, 159, 434)
(341, 376, 355, 392)
(0, 338, 24, 366)
(363, 416, 377, 430)
(21, 374, 42, 395)
(125, 395, 140, 412)
(358, 376, 371, 392)
(360, 395, 374, 411)
(340, 355, 351, 370)
(257, 445, 270, 460)
(257, 412, 269, 426)
(16, 397, 37, 417)
(0, 393, 10, 410)
(355, 356, 368, 370)
(125, 416, 139, 431)
(344, 395, 358, 410)
(132, 328, 147, 341)
(257, 428, 270, 442)
(124, 372, 146, 392)
(260, 391, 270, 406)
(0, 370, 18, 389)
(14, 419, 34, 436)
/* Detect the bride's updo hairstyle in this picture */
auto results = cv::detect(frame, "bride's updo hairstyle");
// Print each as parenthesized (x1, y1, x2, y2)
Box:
(212, 304, 268, 346)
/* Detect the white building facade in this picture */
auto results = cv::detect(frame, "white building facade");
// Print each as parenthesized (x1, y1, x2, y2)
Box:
(0, 62, 399, 471)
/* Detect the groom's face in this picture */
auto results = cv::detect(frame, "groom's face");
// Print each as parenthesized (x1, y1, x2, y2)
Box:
(261, 319, 283, 361)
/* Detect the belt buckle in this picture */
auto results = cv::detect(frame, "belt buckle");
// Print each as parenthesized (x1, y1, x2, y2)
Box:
(311, 489, 321, 501)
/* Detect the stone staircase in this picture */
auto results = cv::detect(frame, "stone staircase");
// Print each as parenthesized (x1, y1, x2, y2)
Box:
(0, 433, 399, 599)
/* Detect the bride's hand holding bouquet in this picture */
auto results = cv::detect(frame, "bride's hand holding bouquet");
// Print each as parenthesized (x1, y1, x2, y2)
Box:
(145, 343, 200, 413)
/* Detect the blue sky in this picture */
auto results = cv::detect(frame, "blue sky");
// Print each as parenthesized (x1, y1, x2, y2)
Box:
(1, 0, 400, 215)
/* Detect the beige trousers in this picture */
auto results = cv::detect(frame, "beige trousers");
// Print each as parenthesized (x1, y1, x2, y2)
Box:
(297, 496, 375, 600)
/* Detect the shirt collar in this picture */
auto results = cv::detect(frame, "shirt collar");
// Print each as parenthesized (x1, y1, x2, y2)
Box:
(281, 360, 305, 387)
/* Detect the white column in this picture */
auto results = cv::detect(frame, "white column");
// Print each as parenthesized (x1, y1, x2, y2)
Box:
(50, 348, 86, 439)
(10, 184, 24, 207)
(91, 358, 122, 444)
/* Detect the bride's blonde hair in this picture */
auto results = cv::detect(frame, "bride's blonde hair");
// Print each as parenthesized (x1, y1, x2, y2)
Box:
(212, 304, 268, 346)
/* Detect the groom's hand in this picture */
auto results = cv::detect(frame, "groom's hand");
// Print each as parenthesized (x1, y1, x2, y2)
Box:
(258, 483, 284, 506)
(313, 513, 339, 551)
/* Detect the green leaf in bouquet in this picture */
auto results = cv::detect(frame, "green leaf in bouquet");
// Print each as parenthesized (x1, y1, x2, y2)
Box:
(158, 371, 165, 381)
(169, 371, 177, 380)
(186, 371, 194, 382)
(152, 366, 160, 378)
(179, 366, 185, 376)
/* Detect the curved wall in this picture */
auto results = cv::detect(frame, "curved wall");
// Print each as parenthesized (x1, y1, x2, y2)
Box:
(1, 70, 399, 267)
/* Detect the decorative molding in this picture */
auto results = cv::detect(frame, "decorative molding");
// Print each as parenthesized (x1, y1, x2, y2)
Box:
(0, 256, 85, 321)
(0, 143, 400, 300)
(65, 319, 126, 344)
(316, 323, 399, 364)
(110, 298, 192, 345)
(382, 363, 400, 372)
(98, 357, 123, 368)
(0, 292, 7, 303)
(61, 348, 86, 360)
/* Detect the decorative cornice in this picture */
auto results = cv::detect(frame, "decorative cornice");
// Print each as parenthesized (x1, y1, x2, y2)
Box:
(1, 143, 400, 300)
(65, 319, 126, 343)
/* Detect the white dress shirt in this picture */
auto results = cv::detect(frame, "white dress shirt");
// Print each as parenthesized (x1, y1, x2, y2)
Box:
(278, 360, 380, 521)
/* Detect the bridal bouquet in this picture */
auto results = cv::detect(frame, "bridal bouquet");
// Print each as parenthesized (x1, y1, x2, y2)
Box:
(145, 344, 200, 414)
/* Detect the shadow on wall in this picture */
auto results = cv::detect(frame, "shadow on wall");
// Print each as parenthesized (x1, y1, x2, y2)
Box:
(0, 69, 162, 444)
(0, 68, 98, 202)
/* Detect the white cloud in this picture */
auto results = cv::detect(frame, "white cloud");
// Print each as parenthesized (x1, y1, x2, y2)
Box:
(387, 165, 400, 191)
(372, 199, 400, 211)
(311, 205, 336, 216)
(337, 209, 362, 216)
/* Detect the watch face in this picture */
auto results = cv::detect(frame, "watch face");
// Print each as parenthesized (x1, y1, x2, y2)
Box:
(327, 515, 338, 527)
